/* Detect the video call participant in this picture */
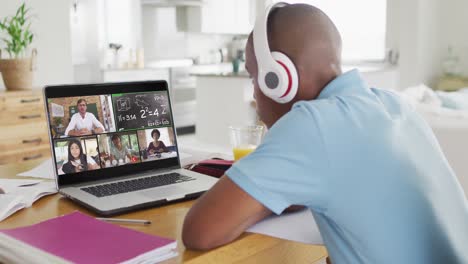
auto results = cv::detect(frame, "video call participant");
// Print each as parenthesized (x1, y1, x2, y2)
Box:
(110, 134, 132, 165)
(62, 139, 99, 174)
(147, 129, 169, 155)
(65, 99, 105, 136)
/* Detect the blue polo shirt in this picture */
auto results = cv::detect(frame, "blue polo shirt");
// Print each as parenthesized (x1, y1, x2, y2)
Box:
(226, 70, 468, 264)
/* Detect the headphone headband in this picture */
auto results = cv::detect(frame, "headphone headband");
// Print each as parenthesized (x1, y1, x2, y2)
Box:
(253, 2, 299, 104)
(253, 2, 287, 73)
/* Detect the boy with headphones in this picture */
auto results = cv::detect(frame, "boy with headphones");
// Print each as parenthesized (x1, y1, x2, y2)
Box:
(183, 3, 468, 263)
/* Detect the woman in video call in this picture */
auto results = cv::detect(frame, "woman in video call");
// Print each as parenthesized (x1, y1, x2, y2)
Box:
(147, 129, 169, 155)
(62, 139, 100, 173)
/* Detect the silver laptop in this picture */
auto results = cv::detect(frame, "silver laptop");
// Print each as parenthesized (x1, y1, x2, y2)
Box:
(44, 81, 217, 216)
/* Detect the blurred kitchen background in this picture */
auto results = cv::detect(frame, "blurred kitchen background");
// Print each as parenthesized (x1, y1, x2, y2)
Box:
(1, 1, 468, 193)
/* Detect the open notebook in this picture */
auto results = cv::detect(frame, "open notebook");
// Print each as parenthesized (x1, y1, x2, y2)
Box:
(0, 211, 177, 264)
(0, 180, 57, 222)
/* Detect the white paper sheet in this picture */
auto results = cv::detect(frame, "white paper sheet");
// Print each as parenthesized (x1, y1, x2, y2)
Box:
(0, 194, 25, 222)
(247, 209, 323, 245)
(17, 182, 58, 207)
(0, 179, 42, 193)
(0, 181, 57, 222)
(17, 159, 55, 179)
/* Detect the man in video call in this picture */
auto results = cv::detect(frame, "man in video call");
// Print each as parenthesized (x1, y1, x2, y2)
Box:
(65, 98, 105, 136)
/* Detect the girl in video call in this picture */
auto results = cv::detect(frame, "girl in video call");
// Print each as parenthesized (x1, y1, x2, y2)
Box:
(62, 139, 100, 173)
(147, 129, 169, 155)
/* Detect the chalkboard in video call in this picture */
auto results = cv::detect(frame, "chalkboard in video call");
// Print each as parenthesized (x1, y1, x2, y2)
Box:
(112, 91, 172, 130)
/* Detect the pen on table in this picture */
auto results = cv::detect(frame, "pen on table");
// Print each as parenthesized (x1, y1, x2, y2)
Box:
(96, 217, 151, 225)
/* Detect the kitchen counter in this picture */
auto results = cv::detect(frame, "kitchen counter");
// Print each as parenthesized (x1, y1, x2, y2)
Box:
(191, 64, 398, 89)
(102, 59, 194, 72)
(101, 67, 165, 72)
(191, 71, 250, 78)
(189, 62, 246, 77)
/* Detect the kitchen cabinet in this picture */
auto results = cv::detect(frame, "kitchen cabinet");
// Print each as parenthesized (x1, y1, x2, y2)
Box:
(195, 74, 257, 147)
(177, 0, 255, 34)
(169, 67, 197, 132)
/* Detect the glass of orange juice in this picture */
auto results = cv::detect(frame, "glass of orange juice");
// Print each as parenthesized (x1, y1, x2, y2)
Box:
(229, 125, 264, 161)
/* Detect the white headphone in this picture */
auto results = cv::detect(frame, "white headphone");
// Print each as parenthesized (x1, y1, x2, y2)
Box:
(253, 2, 299, 104)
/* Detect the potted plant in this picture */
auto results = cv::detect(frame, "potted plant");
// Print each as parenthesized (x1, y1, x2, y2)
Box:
(0, 3, 36, 91)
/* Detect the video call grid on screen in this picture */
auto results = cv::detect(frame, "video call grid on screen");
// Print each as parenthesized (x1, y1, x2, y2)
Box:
(47, 90, 179, 176)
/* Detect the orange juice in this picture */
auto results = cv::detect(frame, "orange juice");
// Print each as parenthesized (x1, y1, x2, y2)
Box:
(233, 145, 257, 161)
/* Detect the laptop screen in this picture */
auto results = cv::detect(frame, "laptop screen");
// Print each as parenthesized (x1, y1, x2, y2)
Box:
(44, 81, 181, 186)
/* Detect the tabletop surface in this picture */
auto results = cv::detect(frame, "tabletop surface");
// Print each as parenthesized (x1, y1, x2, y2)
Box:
(0, 159, 328, 263)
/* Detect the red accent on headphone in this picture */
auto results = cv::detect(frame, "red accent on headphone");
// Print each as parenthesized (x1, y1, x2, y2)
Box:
(277, 60, 292, 98)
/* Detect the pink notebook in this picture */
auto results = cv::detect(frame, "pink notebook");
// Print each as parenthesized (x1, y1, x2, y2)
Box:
(0, 211, 177, 263)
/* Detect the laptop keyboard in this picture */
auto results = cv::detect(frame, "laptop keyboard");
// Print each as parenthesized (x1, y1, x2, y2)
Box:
(81, 173, 195, 198)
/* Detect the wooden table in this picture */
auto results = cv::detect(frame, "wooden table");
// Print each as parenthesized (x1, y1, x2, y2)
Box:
(0, 160, 328, 263)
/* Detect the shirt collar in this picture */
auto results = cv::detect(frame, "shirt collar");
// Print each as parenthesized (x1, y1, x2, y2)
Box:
(317, 69, 369, 100)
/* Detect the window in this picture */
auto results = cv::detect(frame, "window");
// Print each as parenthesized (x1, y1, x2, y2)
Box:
(272, 0, 387, 63)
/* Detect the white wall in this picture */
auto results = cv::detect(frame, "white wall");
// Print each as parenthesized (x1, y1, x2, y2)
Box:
(0, 0, 73, 90)
(388, 0, 468, 89)
(387, 0, 436, 89)
(438, 0, 468, 76)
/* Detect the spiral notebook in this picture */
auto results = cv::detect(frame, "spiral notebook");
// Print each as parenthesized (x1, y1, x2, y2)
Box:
(0, 211, 177, 264)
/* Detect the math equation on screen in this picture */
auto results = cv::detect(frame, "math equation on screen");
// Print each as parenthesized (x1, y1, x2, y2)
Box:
(112, 92, 172, 131)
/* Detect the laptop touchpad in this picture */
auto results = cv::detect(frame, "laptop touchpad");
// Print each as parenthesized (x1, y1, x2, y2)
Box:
(140, 186, 188, 200)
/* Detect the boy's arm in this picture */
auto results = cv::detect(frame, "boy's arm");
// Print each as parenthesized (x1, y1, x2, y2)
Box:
(182, 175, 272, 250)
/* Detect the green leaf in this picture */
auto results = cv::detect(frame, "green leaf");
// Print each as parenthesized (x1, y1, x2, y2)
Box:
(20, 3, 25, 19)
(0, 3, 34, 57)
(15, 5, 21, 18)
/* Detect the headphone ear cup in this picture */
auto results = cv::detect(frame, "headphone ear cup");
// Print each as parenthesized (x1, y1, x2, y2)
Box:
(271, 52, 299, 104)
